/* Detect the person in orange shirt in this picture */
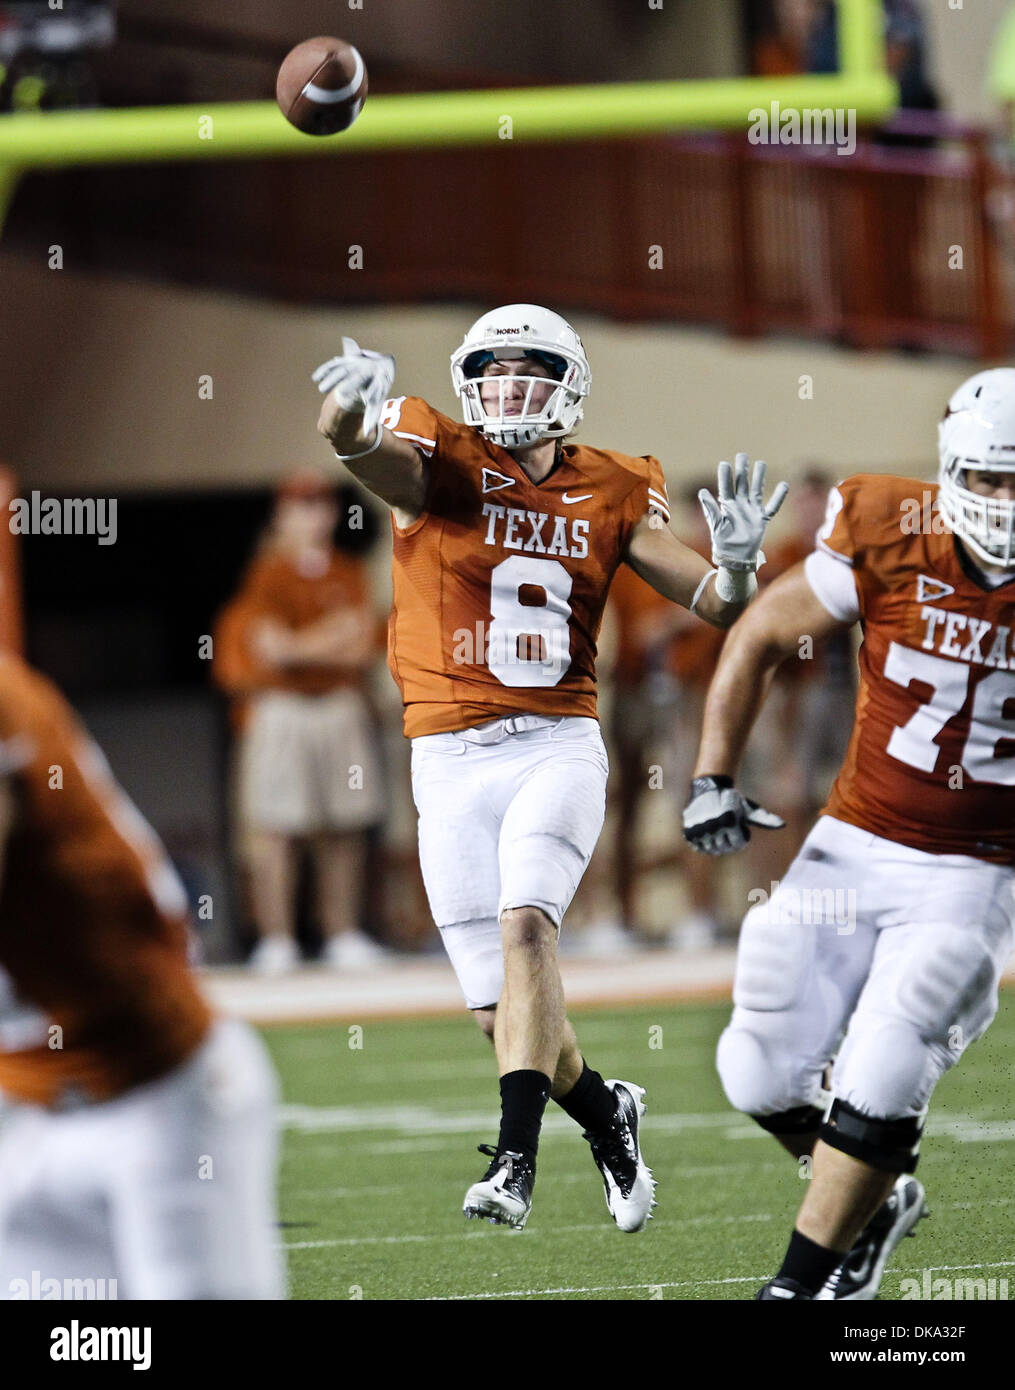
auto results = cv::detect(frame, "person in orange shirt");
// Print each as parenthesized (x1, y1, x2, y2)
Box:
(214, 471, 385, 974)
(313, 305, 788, 1231)
(752, 0, 820, 76)
(0, 653, 283, 1299)
(606, 562, 682, 943)
(684, 369, 1015, 1300)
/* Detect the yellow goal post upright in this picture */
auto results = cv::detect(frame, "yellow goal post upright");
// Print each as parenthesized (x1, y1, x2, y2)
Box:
(0, 0, 894, 230)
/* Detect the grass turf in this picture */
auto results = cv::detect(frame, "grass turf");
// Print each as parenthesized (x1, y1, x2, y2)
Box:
(262, 993, 1015, 1301)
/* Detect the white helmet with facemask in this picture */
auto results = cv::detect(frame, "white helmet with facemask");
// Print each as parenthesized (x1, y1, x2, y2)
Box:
(450, 303, 591, 450)
(938, 368, 1015, 568)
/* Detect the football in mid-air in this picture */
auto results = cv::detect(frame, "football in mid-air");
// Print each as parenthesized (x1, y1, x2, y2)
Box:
(276, 36, 367, 136)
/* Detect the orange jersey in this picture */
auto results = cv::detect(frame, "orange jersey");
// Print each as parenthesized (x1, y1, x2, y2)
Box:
(818, 475, 1015, 864)
(0, 655, 211, 1106)
(384, 396, 671, 737)
(213, 547, 377, 705)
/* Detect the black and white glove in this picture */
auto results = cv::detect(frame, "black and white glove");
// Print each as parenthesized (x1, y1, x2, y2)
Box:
(312, 336, 395, 441)
(682, 775, 785, 856)
(698, 454, 789, 574)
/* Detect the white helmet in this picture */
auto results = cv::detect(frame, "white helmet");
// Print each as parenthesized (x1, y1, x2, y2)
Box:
(938, 368, 1015, 567)
(450, 303, 591, 449)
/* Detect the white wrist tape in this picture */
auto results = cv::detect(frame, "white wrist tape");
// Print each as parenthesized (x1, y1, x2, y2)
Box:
(715, 566, 757, 604)
(689, 569, 717, 616)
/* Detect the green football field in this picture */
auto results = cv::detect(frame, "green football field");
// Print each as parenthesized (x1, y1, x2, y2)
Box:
(262, 993, 1015, 1302)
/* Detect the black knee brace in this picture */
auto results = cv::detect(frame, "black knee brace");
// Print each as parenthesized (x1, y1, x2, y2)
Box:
(751, 1104, 824, 1137)
(819, 1097, 923, 1173)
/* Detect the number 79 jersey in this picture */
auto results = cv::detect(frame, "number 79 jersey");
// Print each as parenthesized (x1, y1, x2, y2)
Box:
(382, 396, 671, 738)
(817, 474, 1015, 865)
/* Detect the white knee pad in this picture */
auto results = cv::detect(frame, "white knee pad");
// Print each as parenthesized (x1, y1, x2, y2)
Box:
(716, 1014, 822, 1118)
(833, 1016, 940, 1118)
(836, 920, 1008, 1117)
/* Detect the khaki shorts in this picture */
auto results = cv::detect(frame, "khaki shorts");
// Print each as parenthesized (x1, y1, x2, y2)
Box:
(238, 689, 384, 834)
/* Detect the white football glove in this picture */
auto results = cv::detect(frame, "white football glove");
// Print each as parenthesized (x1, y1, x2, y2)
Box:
(698, 454, 789, 572)
(312, 337, 395, 440)
(682, 775, 785, 856)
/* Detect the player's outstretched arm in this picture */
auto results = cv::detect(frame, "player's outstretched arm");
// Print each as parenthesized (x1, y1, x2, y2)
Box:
(626, 454, 788, 628)
(314, 339, 427, 524)
(624, 518, 739, 628)
(683, 560, 853, 855)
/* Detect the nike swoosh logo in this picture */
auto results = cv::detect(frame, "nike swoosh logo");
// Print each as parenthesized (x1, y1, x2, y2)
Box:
(561, 492, 593, 504)
(843, 1247, 876, 1287)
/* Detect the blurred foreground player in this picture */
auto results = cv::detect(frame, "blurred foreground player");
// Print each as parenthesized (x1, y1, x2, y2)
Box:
(314, 304, 787, 1229)
(683, 369, 1015, 1299)
(0, 654, 283, 1299)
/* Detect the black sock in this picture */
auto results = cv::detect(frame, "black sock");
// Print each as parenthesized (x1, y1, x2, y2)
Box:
(498, 1070, 551, 1167)
(776, 1228, 846, 1295)
(554, 1061, 617, 1134)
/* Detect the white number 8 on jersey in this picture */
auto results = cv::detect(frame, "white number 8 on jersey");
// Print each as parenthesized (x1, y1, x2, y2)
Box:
(487, 556, 573, 688)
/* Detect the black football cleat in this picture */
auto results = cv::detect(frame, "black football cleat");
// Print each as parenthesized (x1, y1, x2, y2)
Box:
(463, 1144, 534, 1229)
(583, 1080, 656, 1233)
(816, 1176, 927, 1300)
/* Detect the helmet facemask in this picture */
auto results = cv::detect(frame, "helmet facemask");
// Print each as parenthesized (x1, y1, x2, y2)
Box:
(450, 305, 591, 450)
(938, 454, 1015, 568)
(458, 351, 581, 449)
(937, 369, 1015, 569)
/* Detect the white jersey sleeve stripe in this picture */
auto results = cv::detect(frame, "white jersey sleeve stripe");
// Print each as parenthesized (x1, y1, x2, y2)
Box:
(391, 430, 436, 457)
(804, 548, 861, 625)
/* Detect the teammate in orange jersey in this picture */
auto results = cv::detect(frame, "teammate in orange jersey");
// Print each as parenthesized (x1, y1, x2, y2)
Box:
(683, 368, 1015, 1300)
(0, 653, 284, 1299)
(313, 305, 788, 1231)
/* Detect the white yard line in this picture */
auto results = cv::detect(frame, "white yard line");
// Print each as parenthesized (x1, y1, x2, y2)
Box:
(422, 1261, 1015, 1301)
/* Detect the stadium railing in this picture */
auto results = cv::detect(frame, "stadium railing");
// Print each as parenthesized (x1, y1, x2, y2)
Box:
(4, 110, 1005, 358)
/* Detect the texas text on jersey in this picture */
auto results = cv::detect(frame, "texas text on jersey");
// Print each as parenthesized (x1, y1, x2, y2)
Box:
(0, 654, 212, 1106)
(382, 395, 671, 737)
(813, 474, 1015, 864)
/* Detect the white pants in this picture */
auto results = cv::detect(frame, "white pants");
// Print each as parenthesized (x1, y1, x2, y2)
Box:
(0, 1020, 284, 1300)
(411, 716, 609, 1009)
(718, 817, 1015, 1120)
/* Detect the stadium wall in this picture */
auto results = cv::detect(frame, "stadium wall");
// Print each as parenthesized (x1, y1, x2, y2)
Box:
(113, 0, 742, 85)
(0, 253, 970, 503)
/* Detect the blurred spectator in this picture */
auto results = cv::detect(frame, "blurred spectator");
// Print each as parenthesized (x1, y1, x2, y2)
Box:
(809, 0, 939, 114)
(607, 483, 727, 949)
(606, 563, 682, 945)
(0, 1, 114, 112)
(741, 468, 857, 883)
(213, 469, 387, 974)
(752, 0, 821, 77)
(751, 0, 939, 146)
